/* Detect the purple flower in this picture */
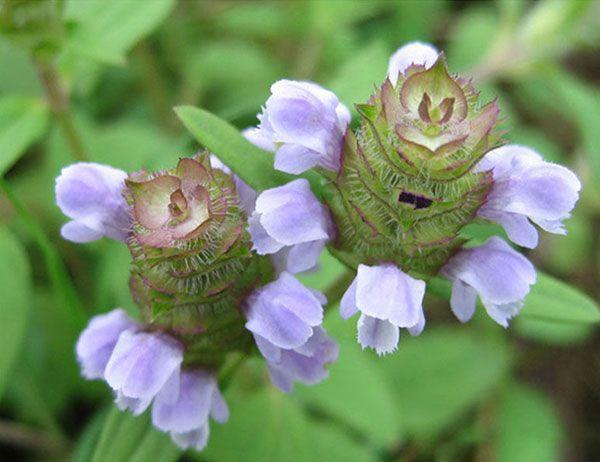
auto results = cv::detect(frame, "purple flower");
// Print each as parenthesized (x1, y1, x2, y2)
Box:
(75, 309, 138, 379)
(387, 42, 439, 85)
(104, 330, 184, 415)
(476, 145, 581, 249)
(55, 162, 130, 243)
(209, 155, 257, 216)
(340, 263, 426, 355)
(245, 79, 351, 174)
(248, 179, 333, 274)
(254, 327, 338, 393)
(152, 369, 228, 451)
(244, 272, 337, 391)
(441, 236, 537, 327)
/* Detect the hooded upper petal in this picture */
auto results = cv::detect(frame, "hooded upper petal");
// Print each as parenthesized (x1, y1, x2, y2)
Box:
(442, 236, 537, 326)
(477, 145, 581, 248)
(248, 179, 333, 274)
(245, 80, 350, 174)
(75, 309, 138, 379)
(245, 272, 325, 349)
(56, 162, 130, 243)
(387, 42, 439, 85)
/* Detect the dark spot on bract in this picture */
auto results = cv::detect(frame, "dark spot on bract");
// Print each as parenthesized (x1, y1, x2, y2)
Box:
(398, 191, 433, 209)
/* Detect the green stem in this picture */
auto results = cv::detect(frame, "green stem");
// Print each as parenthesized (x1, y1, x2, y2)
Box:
(0, 177, 86, 327)
(133, 42, 178, 133)
(218, 352, 248, 391)
(0, 418, 69, 457)
(34, 59, 88, 162)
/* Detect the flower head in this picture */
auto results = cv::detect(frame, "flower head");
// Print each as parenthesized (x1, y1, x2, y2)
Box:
(248, 179, 333, 274)
(55, 162, 130, 242)
(476, 145, 581, 248)
(340, 264, 426, 355)
(442, 236, 537, 327)
(245, 80, 351, 174)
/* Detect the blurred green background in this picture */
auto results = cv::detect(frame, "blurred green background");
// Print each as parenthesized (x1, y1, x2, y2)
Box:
(0, 0, 599, 461)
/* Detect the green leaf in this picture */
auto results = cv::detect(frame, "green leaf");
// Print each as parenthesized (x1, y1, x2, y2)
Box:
(310, 421, 377, 462)
(496, 382, 562, 462)
(0, 38, 42, 96)
(521, 272, 600, 324)
(515, 316, 593, 345)
(206, 376, 377, 462)
(63, 0, 176, 65)
(90, 407, 179, 462)
(175, 105, 324, 195)
(297, 312, 403, 448)
(379, 327, 511, 439)
(205, 387, 312, 462)
(0, 227, 32, 399)
(0, 95, 48, 175)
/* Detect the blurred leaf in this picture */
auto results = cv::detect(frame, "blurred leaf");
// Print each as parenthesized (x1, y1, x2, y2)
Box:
(297, 312, 403, 448)
(0, 227, 31, 398)
(205, 387, 312, 462)
(447, 5, 500, 72)
(310, 421, 377, 462)
(515, 316, 593, 345)
(0, 38, 42, 96)
(539, 212, 592, 276)
(519, 0, 594, 59)
(73, 407, 108, 462)
(62, 0, 175, 65)
(496, 382, 562, 462)
(90, 407, 179, 462)
(185, 40, 282, 120)
(387, 0, 447, 44)
(207, 379, 377, 462)
(328, 40, 389, 112)
(521, 272, 600, 324)
(175, 106, 323, 195)
(514, 65, 599, 179)
(508, 126, 564, 163)
(214, 3, 293, 40)
(0, 95, 48, 175)
(308, 0, 385, 33)
(379, 327, 511, 439)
